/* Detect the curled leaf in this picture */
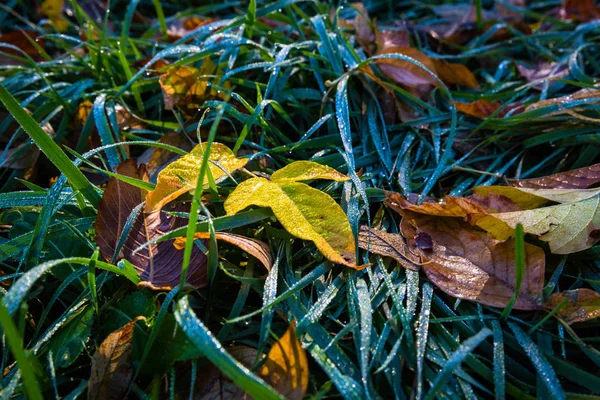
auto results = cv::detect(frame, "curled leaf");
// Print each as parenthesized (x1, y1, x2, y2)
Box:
(95, 159, 207, 290)
(174, 232, 273, 271)
(145, 142, 247, 213)
(508, 162, 600, 189)
(544, 288, 600, 324)
(400, 211, 545, 310)
(224, 176, 357, 268)
(260, 322, 308, 400)
(358, 226, 419, 270)
(88, 317, 144, 400)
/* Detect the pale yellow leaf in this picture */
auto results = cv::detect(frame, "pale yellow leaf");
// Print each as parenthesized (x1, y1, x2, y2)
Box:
(271, 160, 350, 183)
(224, 177, 357, 267)
(145, 142, 247, 213)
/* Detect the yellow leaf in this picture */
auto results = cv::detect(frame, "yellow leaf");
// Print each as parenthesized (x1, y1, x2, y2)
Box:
(271, 160, 350, 182)
(224, 176, 358, 267)
(159, 58, 230, 111)
(40, 0, 63, 18)
(145, 142, 247, 213)
(259, 322, 308, 400)
(473, 186, 600, 209)
(544, 288, 600, 324)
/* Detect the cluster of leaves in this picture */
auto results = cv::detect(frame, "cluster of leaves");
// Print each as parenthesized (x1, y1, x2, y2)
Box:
(1, 0, 600, 399)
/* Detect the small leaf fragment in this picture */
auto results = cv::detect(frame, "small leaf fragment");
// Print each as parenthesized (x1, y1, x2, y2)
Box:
(259, 322, 309, 400)
(174, 232, 273, 271)
(544, 288, 600, 324)
(358, 226, 419, 270)
(145, 142, 247, 213)
(224, 177, 357, 267)
(88, 318, 143, 400)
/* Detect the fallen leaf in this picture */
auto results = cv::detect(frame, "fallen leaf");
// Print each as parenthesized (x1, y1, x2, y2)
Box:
(525, 88, 600, 114)
(166, 16, 214, 41)
(224, 171, 357, 268)
(455, 100, 503, 118)
(544, 288, 600, 324)
(508, 162, 600, 189)
(0, 31, 45, 64)
(400, 211, 545, 310)
(39, 0, 69, 31)
(357, 226, 419, 270)
(271, 160, 350, 182)
(260, 322, 308, 400)
(88, 317, 144, 400)
(137, 132, 194, 182)
(560, 0, 600, 22)
(352, 3, 376, 55)
(0, 111, 53, 170)
(174, 232, 273, 271)
(376, 46, 439, 88)
(145, 142, 247, 213)
(517, 62, 569, 90)
(95, 159, 208, 290)
(376, 29, 410, 53)
(432, 59, 479, 89)
(159, 58, 230, 112)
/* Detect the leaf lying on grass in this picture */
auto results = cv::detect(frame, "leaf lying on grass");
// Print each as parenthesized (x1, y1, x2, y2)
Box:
(145, 142, 247, 213)
(508, 162, 600, 189)
(224, 161, 358, 268)
(95, 159, 207, 290)
(544, 288, 600, 324)
(358, 226, 420, 270)
(174, 232, 273, 271)
(89, 317, 145, 400)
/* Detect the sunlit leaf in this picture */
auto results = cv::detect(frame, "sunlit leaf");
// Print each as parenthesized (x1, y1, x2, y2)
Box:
(544, 288, 600, 324)
(145, 142, 247, 213)
(224, 176, 357, 268)
(260, 322, 309, 400)
(271, 160, 350, 183)
(88, 317, 144, 400)
(95, 159, 208, 290)
(174, 232, 273, 271)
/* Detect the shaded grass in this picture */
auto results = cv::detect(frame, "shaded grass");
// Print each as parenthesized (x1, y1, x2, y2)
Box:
(1, 0, 600, 399)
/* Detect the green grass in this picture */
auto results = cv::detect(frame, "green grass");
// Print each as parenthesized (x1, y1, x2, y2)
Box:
(1, 0, 600, 398)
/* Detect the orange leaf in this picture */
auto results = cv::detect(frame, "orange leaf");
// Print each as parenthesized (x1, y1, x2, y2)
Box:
(375, 46, 439, 88)
(260, 322, 309, 400)
(455, 100, 502, 118)
(174, 232, 273, 271)
(432, 59, 479, 89)
(544, 289, 600, 324)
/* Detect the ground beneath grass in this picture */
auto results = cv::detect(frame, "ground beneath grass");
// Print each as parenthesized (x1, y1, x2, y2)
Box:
(1, 0, 600, 399)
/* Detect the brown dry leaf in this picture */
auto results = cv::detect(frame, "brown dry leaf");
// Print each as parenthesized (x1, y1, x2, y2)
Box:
(525, 87, 600, 115)
(508, 162, 600, 189)
(517, 62, 569, 90)
(544, 288, 600, 324)
(352, 3, 376, 55)
(95, 159, 207, 290)
(357, 226, 419, 270)
(259, 322, 308, 400)
(400, 210, 545, 310)
(560, 0, 600, 22)
(88, 317, 144, 400)
(159, 58, 230, 113)
(455, 100, 503, 118)
(376, 46, 439, 88)
(0, 31, 45, 65)
(174, 232, 273, 271)
(432, 59, 479, 89)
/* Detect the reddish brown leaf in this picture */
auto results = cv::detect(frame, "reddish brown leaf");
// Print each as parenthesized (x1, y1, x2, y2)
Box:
(352, 3, 376, 55)
(455, 100, 502, 118)
(95, 159, 207, 290)
(174, 232, 273, 272)
(358, 226, 419, 270)
(376, 46, 439, 88)
(560, 0, 600, 22)
(0, 31, 45, 64)
(88, 317, 144, 400)
(509, 163, 600, 189)
(544, 288, 600, 324)
(400, 211, 545, 310)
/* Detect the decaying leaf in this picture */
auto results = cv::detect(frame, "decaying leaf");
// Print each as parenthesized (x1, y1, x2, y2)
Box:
(159, 58, 230, 112)
(260, 322, 309, 400)
(525, 88, 600, 114)
(544, 288, 600, 324)
(88, 317, 144, 400)
(95, 159, 208, 290)
(432, 59, 479, 89)
(0, 31, 46, 65)
(517, 62, 569, 90)
(358, 226, 419, 270)
(455, 100, 503, 118)
(174, 232, 273, 271)
(400, 211, 545, 310)
(145, 142, 247, 213)
(225, 176, 357, 268)
(508, 162, 600, 189)
(560, 0, 600, 22)
(376, 46, 439, 88)
(166, 16, 214, 41)
(224, 161, 355, 267)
